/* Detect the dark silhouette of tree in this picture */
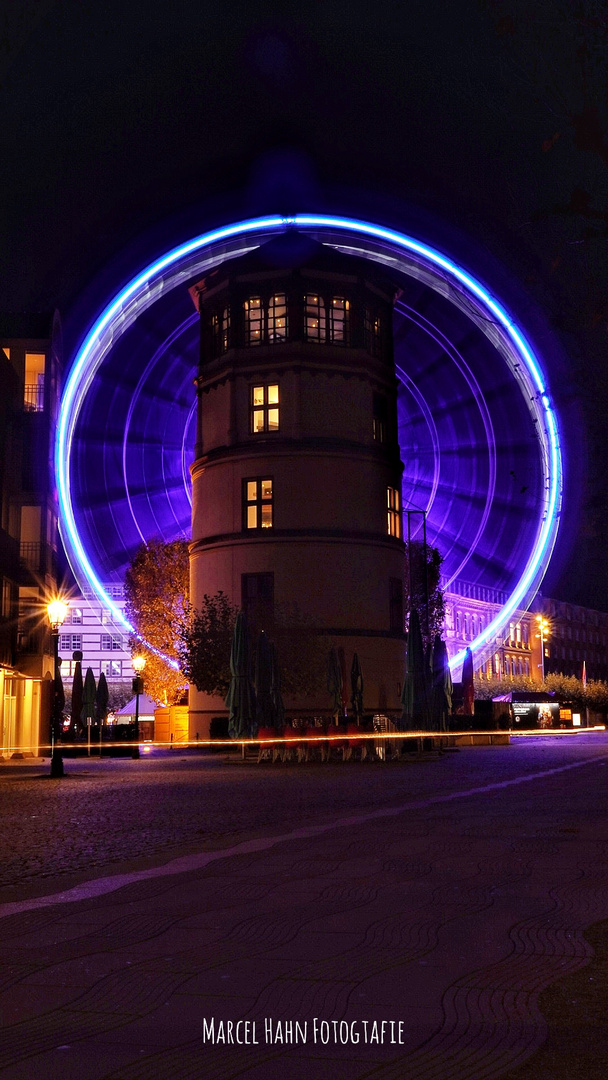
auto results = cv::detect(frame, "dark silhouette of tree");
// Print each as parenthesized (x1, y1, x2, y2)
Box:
(404, 541, 445, 650)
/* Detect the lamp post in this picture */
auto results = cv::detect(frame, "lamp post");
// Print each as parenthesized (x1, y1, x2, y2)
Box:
(47, 598, 69, 778)
(132, 654, 146, 759)
(536, 615, 550, 682)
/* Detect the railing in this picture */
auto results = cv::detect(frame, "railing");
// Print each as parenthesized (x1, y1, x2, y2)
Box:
(23, 383, 44, 411)
(19, 542, 41, 570)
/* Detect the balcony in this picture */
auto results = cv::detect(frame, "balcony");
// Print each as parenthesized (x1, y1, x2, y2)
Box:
(23, 383, 44, 412)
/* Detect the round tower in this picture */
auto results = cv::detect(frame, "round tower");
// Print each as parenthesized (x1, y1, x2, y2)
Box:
(188, 232, 405, 736)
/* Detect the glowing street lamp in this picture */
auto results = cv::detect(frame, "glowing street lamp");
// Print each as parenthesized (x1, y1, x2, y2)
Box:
(536, 615, 550, 682)
(47, 597, 69, 777)
(132, 654, 146, 759)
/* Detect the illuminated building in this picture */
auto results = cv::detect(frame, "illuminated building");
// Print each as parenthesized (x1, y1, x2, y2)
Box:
(0, 314, 63, 756)
(188, 233, 406, 735)
(57, 581, 135, 693)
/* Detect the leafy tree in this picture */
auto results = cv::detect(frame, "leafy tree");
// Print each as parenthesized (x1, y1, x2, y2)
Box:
(124, 539, 189, 705)
(404, 541, 445, 648)
(178, 592, 238, 698)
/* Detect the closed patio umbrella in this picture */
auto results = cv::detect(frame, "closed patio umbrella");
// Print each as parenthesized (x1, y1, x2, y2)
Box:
(350, 652, 364, 725)
(327, 648, 343, 725)
(254, 631, 274, 729)
(81, 667, 97, 755)
(269, 642, 285, 732)
(70, 654, 83, 739)
(95, 670, 110, 726)
(225, 612, 257, 740)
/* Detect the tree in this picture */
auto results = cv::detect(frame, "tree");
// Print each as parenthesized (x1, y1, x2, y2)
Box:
(404, 541, 445, 649)
(124, 539, 189, 705)
(178, 592, 238, 698)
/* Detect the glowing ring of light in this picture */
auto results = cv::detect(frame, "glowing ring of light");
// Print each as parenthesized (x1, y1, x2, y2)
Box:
(57, 214, 563, 674)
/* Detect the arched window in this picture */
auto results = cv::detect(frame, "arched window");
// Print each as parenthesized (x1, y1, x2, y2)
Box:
(464, 612, 470, 638)
(456, 611, 461, 634)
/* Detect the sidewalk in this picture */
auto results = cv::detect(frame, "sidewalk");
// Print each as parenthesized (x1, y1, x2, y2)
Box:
(1, 736, 608, 1079)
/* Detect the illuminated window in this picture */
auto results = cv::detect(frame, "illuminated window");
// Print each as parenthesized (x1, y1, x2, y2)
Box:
(373, 393, 387, 443)
(304, 294, 326, 342)
(268, 294, 288, 342)
(329, 297, 349, 343)
(244, 297, 263, 345)
(387, 486, 401, 537)
(24, 352, 45, 411)
(456, 610, 461, 634)
(464, 613, 470, 638)
(71, 607, 82, 625)
(494, 653, 500, 675)
(102, 659, 122, 677)
(250, 384, 279, 433)
(244, 478, 273, 530)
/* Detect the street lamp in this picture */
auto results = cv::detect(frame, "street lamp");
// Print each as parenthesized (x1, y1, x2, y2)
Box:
(132, 654, 146, 759)
(47, 597, 69, 778)
(536, 615, 550, 682)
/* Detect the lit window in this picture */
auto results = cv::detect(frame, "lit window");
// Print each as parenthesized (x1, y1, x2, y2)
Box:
(329, 297, 349, 343)
(24, 352, 45, 411)
(250, 384, 279, 434)
(387, 486, 401, 538)
(101, 634, 113, 651)
(456, 610, 461, 634)
(71, 607, 82, 625)
(102, 659, 122, 677)
(244, 478, 273, 530)
(268, 294, 288, 342)
(244, 297, 263, 345)
(60, 634, 81, 652)
(304, 294, 326, 342)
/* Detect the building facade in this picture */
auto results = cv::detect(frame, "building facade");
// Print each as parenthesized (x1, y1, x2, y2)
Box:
(188, 234, 406, 736)
(57, 581, 135, 705)
(0, 314, 63, 756)
(444, 580, 542, 682)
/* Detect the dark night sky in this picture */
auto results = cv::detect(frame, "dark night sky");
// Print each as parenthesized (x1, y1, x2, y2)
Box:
(1, 0, 607, 608)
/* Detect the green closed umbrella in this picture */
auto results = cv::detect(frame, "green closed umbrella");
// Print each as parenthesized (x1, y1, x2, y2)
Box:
(327, 648, 343, 725)
(95, 670, 110, 725)
(350, 652, 364, 725)
(432, 635, 452, 732)
(269, 642, 285, 732)
(225, 612, 257, 739)
(81, 667, 97, 754)
(254, 631, 274, 729)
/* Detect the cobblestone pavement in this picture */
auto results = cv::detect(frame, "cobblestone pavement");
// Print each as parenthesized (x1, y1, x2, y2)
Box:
(1, 735, 608, 1080)
(0, 737, 604, 897)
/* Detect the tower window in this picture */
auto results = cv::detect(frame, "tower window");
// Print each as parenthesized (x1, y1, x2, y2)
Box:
(211, 307, 230, 356)
(304, 294, 326, 342)
(244, 478, 273, 530)
(373, 393, 387, 442)
(387, 486, 401, 538)
(389, 577, 404, 632)
(329, 297, 350, 343)
(364, 308, 382, 357)
(242, 573, 274, 632)
(250, 384, 279, 433)
(268, 294, 288, 342)
(244, 297, 263, 345)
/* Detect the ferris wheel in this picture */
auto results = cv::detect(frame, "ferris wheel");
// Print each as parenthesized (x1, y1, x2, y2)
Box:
(57, 215, 562, 674)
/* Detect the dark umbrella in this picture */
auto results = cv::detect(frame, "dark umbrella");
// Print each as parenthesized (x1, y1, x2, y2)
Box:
(351, 652, 364, 725)
(95, 670, 110, 726)
(269, 642, 285, 732)
(432, 636, 453, 732)
(81, 667, 97, 753)
(70, 653, 83, 739)
(400, 607, 430, 730)
(254, 631, 274, 729)
(338, 647, 348, 719)
(225, 612, 257, 740)
(462, 647, 475, 716)
(327, 648, 343, 724)
(54, 657, 65, 721)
